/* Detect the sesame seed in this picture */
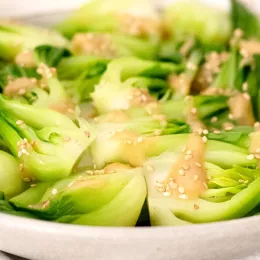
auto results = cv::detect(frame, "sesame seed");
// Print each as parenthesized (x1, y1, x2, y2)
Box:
(191, 108, 197, 114)
(254, 122, 260, 128)
(67, 181, 75, 187)
(137, 136, 143, 143)
(86, 170, 94, 174)
(202, 136, 207, 143)
(42, 200, 50, 209)
(52, 189, 58, 195)
(183, 164, 190, 170)
(243, 93, 250, 100)
(181, 146, 187, 153)
(197, 128, 203, 135)
(67, 108, 74, 114)
(202, 129, 209, 135)
(195, 162, 201, 168)
(23, 177, 31, 183)
(179, 194, 187, 199)
(255, 154, 260, 159)
(213, 130, 221, 134)
(16, 120, 24, 125)
(211, 116, 218, 123)
(244, 180, 249, 184)
(238, 179, 245, 183)
(247, 154, 255, 160)
(154, 129, 162, 136)
(146, 165, 154, 172)
(126, 140, 132, 145)
(193, 175, 199, 182)
(30, 184, 36, 187)
(178, 186, 185, 194)
(204, 183, 208, 189)
(228, 114, 234, 120)
(163, 191, 171, 197)
(207, 175, 212, 180)
(186, 150, 192, 155)
(256, 148, 260, 153)
(63, 136, 71, 142)
(242, 82, 248, 92)
(194, 204, 199, 210)
(156, 181, 164, 188)
(28, 205, 33, 209)
(178, 169, 185, 176)
(184, 154, 192, 161)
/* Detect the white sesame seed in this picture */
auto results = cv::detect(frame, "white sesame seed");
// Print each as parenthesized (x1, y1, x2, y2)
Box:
(63, 136, 71, 142)
(202, 129, 209, 135)
(163, 191, 171, 197)
(195, 162, 202, 168)
(23, 177, 31, 183)
(193, 175, 199, 182)
(207, 175, 212, 180)
(156, 181, 164, 188)
(183, 165, 190, 170)
(204, 183, 208, 189)
(67, 108, 74, 114)
(244, 180, 249, 184)
(146, 165, 154, 172)
(179, 194, 187, 199)
(238, 179, 245, 183)
(184, 154, 192, 161)
(191, 108, 197, 114)
(52, 189, 58, 195)
(213, 130, 221, 134)
(256, 148, 260, 153)
(30, 184, 36, 187)
(181, 146, 187, 153)
(126, 140, 133, 145)
(202, 136, 208, 143)
(178, 186, 185, 194)
(247, 154, 255, 160)
(242, 82, 248, 92)
(86, 170, 94, 174)
(186, 150, 192, 155)
(67, 181, 75, 187)
(254, 122, 260, 128)
(137, 136, 143, 143)
(228, 114, 234, 120)
(16, 120, 24, 125)
(255, 154, 260, 159)
(178, 169, 185, 176)
(243, 93, 251, 100)
(154, 129, 162, 136)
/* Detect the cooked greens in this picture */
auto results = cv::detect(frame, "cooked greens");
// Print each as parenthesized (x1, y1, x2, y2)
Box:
(1, 0, 260, 227)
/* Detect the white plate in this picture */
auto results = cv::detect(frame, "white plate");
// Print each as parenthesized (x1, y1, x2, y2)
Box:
(1, 1, 260, 260)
